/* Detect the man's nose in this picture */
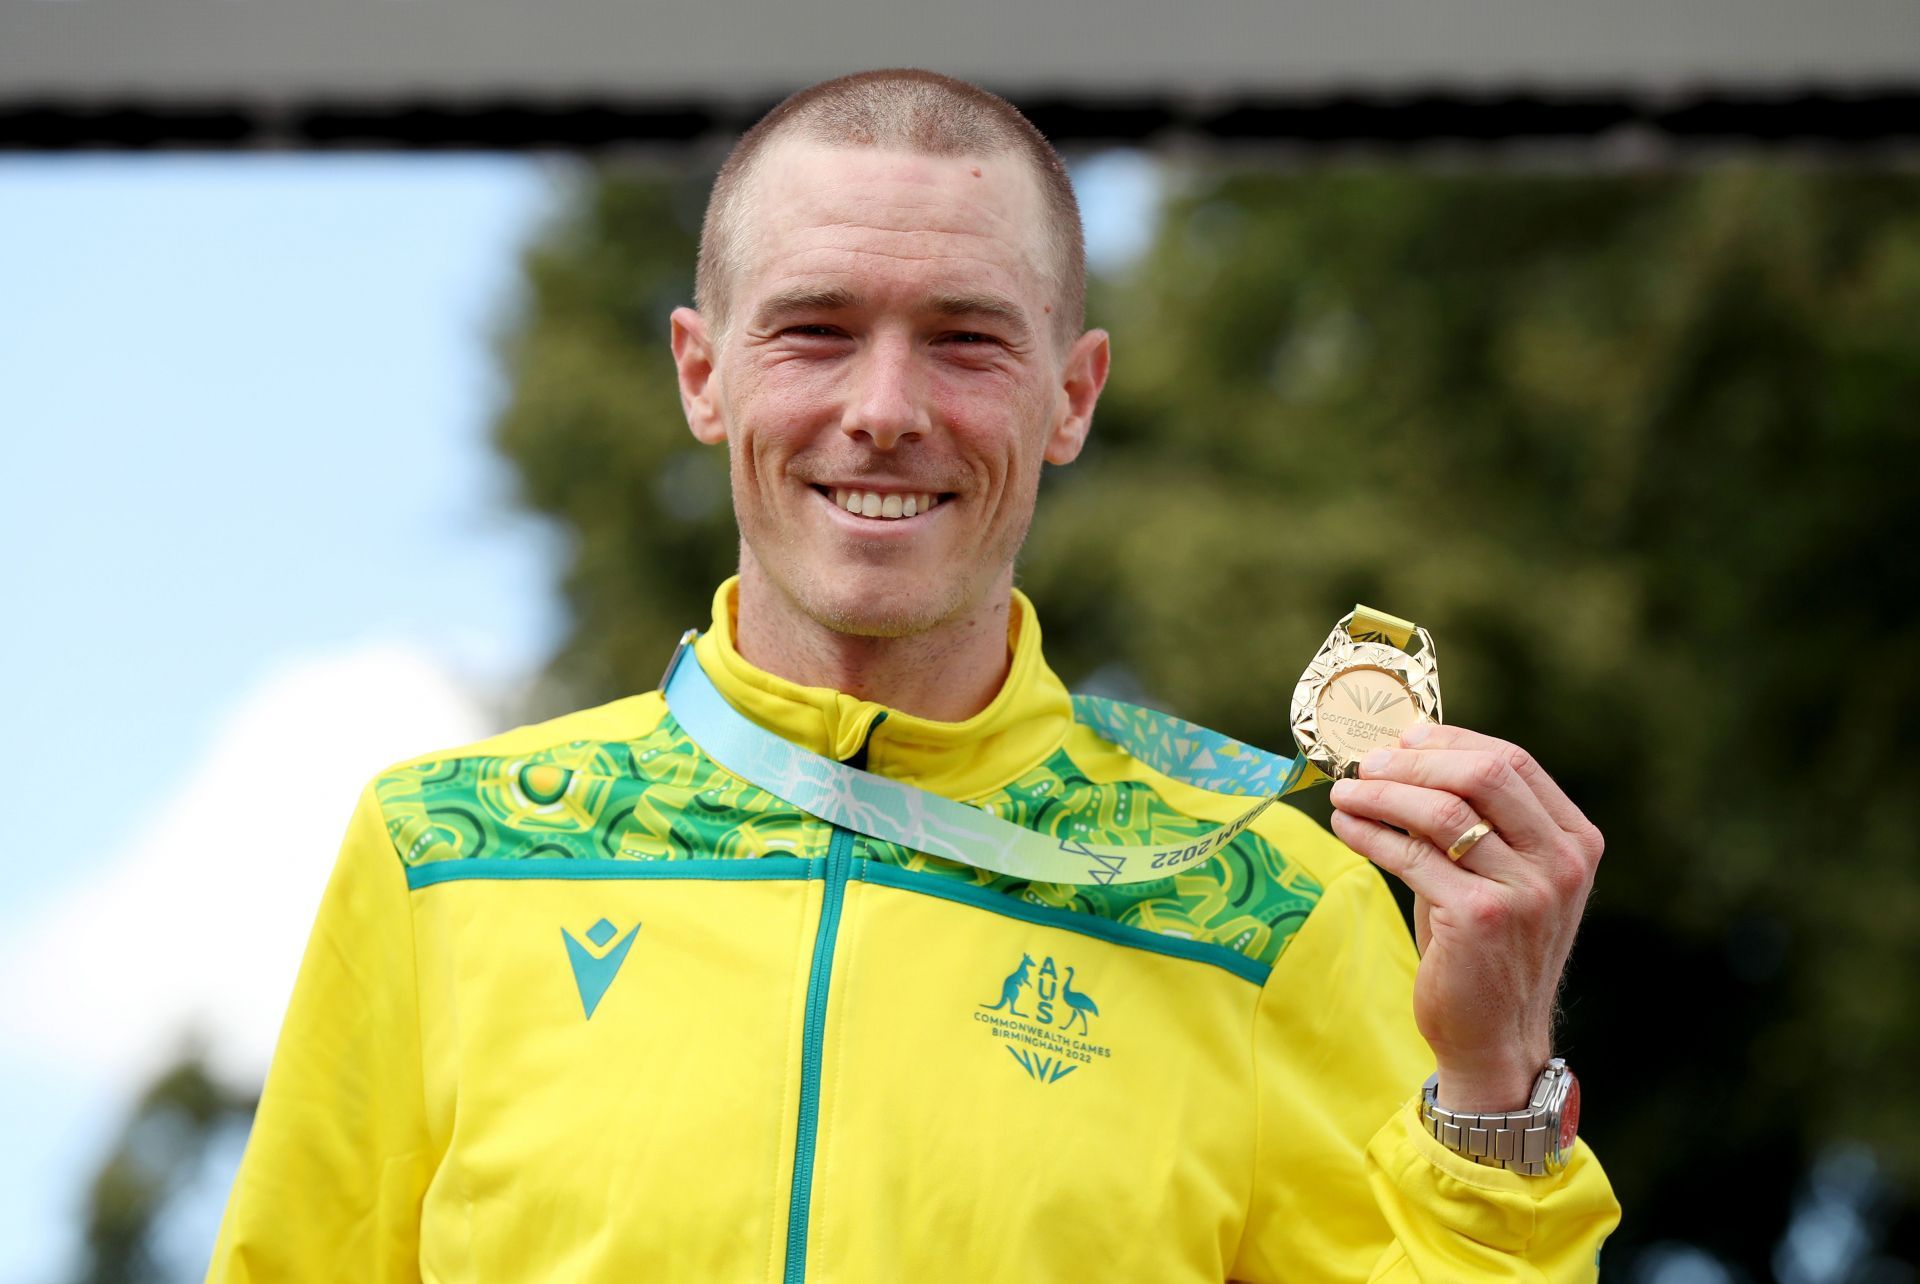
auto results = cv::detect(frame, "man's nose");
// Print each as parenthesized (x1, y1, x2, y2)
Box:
(841, 334, 929, 450)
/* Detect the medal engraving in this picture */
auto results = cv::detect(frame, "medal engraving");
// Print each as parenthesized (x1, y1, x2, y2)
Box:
(1314, 666, 1424, 762)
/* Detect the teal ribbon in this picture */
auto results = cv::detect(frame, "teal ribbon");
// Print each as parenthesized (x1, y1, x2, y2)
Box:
(660, 633, 1319, 886)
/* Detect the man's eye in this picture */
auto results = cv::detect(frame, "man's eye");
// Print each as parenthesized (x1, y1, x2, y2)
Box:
(782, 325, 843, 338)
(941, 332, 998, 346)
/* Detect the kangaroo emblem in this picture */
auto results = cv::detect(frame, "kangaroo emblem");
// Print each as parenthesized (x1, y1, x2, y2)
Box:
(1059, 966, 1100, 1035)
(980, 953, 1037, 1017)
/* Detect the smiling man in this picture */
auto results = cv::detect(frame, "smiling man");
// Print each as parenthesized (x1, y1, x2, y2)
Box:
(670, 107, 1108, 720)
(209, 70, 1619, 1282)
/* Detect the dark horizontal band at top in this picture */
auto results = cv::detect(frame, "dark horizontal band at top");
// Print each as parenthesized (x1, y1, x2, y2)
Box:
(4, 87, 1918, 151)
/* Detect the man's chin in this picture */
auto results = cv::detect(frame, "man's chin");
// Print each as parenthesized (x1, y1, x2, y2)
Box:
(788, 567, 968, 641)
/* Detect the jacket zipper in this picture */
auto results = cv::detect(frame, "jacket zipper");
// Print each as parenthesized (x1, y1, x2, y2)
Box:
(783, 823, 856, 1283)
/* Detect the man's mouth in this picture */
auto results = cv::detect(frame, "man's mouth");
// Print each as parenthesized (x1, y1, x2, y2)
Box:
(812, 485, 953, 521)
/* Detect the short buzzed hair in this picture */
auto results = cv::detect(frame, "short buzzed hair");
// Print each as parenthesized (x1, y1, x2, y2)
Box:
(695, 68, 1086, 347)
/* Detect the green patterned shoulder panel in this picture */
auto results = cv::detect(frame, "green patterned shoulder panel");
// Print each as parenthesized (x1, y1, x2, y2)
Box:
(376, 715, 1323, 970)
(374, 715, 825, 867)
(865, 749, 1323, 971)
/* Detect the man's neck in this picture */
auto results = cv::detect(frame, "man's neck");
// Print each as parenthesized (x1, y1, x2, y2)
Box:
(732, 566, 1014, 723)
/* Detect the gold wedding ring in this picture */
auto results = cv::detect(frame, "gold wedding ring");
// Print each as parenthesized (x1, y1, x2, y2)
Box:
(1446, 820, 1494, 862)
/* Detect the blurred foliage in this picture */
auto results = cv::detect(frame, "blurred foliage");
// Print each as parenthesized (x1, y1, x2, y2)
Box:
(490, 161, 735, 712)
(75, 1044, 256, 1283)
(488, 157, 1920, 1274)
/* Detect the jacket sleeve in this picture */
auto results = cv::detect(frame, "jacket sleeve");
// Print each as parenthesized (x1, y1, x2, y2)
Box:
(1230, 862, 1620, 1282)
(206, 777, 434, 1282)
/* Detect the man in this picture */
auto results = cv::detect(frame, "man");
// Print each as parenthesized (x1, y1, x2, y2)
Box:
(209, 69, 1619, 1281)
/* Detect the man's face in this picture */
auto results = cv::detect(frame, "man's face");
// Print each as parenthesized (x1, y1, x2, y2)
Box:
(672, 138, 1108, 640)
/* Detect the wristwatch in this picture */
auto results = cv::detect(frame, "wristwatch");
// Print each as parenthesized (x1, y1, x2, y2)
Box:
(1290, 605, 1443, 782)
(1420, 1059, 1581, 1177)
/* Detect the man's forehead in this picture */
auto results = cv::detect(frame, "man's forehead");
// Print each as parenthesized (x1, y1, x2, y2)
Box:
(735, 138, 1050, 294)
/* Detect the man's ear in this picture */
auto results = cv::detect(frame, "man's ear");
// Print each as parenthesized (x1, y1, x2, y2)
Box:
(1044, 328, 1111, 466)
(671, 306, 727, 445)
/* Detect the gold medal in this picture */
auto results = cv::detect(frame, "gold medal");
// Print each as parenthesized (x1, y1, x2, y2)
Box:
(1290, 605, 1442, 781)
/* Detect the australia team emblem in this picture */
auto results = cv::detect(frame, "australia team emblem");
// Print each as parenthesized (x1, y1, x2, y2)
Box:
(975, 952, 1112, 1084)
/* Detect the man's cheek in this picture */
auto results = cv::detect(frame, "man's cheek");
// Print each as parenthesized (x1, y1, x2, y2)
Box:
(927, 372, 1021, 426)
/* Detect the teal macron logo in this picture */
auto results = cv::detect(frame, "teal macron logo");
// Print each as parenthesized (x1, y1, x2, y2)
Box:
(975, 951, 1111, 1083)
(561, 916, 641, 1020)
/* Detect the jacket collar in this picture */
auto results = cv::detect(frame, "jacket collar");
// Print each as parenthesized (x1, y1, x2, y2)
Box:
(688, 577, 1074, 800)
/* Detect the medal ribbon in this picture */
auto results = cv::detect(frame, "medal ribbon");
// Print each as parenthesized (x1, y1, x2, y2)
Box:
(660, 634, 1321, 886)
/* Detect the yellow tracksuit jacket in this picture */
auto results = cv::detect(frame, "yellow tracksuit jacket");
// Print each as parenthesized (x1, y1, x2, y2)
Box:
(208, 579, 1619, 1281)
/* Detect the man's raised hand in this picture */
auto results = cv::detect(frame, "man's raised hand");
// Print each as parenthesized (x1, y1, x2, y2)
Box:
(1328, 723, 1604, 1112)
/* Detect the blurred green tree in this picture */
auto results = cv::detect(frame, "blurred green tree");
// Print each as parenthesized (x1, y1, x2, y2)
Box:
(486, 158, 1920, 1274)
(74, 1043, 256, 1284)
(490, 162, 735, 712)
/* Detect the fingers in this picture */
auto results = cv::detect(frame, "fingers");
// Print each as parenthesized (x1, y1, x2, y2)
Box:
(1350, 746, 1563, 855)
(1327, 778, 1528, 880)
(1401, 723, 1602, 860)
(1328, 809, 1477, 905)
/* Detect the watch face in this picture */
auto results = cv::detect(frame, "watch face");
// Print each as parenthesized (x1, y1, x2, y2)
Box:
(1556, 1074, 1581, 1159)
(1312, 666, 1424, 765)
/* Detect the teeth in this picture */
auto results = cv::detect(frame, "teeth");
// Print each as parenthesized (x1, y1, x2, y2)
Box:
(826, 487, 944, 520)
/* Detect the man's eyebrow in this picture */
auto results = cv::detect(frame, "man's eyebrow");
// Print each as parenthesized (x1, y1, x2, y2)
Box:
(748, 285, 1034, 342)
(750, 286, 860, 329)
(927, 293, 1032, 341)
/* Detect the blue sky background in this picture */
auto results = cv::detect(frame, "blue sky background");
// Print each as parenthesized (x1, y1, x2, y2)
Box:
(0, 148, 1157, 1282)
(1, 153, 568, 913)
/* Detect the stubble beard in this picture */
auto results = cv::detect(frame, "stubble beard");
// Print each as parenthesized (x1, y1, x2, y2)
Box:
(742, 522, 978, 641)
